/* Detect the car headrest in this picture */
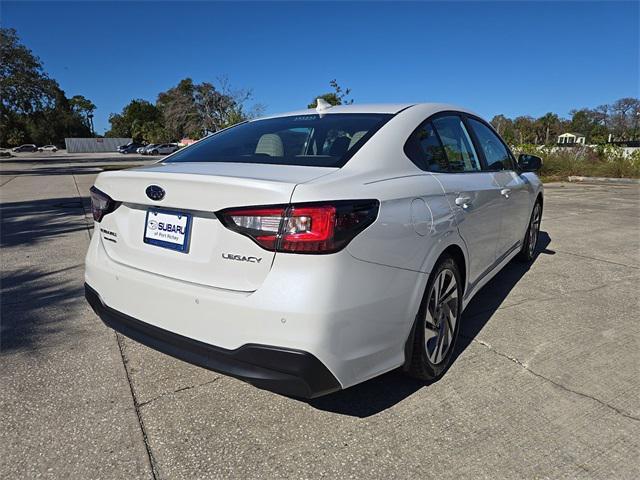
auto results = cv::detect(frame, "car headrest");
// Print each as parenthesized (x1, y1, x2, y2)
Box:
(329, 136, 350, 156)
(255, 134, 284, 157)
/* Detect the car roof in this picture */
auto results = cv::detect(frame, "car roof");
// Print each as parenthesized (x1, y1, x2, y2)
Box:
(255, 103, 477, 120)
(258, 103, 413, 120)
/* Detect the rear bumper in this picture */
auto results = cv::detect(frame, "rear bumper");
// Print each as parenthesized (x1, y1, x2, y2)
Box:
(85, 229, 428, 390)
(85, 283, 341, 398)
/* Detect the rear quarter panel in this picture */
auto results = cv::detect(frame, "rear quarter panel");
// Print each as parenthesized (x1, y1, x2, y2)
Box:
(290, 170, 461, 275)
(290, 103, 472, 276)
(289, 168, 466, 383)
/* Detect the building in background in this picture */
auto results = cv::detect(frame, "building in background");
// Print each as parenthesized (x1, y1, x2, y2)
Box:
(178, 138, 198, 147)
(557, 132, 586, 145)
(65, 137, 132, 153)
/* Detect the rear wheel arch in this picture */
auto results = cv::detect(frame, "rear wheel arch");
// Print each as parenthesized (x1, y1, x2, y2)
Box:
(403, 243, 466, 371)
(422, 241, 468, 297)
(440, 245, 466, 298)
(518, 194, 543, 262)
(403, 253, 463, 377)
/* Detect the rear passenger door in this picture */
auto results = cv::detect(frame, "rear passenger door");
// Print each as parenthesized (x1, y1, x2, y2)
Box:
(465, 117, 531, 257)
(407, 114, 503, 288)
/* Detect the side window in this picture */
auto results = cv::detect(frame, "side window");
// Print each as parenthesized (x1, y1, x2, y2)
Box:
(432, 116, 482, 172)
(404, 121, 448, 171)
(467, 118, 514, 170)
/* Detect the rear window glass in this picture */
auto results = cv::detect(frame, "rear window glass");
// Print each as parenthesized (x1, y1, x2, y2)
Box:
(164, 113, 392, 167)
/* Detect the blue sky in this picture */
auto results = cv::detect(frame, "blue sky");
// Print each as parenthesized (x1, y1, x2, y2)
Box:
(4, 1, 638, 134)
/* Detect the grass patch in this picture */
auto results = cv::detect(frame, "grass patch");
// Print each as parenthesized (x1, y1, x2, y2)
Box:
(515, 144, 640, 182)
(540, 175, 566, 183)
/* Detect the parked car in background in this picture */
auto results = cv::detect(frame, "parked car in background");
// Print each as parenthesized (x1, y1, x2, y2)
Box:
(38, 145, 58, 152)
(86, 102, 544, 399)
(118, 142, 144, 154)
(141, 144, 160, 155)
(117, 142, 132, 152)
(12, 144, 38, 152)
(148, 143, 179, 155)
(136, 145, 156, 154)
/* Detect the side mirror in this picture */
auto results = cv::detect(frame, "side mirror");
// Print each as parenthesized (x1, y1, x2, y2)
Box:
(517, 154, 542, 172)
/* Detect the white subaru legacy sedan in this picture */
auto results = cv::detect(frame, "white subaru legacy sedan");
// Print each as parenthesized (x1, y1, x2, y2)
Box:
(85, 103, 543, 398)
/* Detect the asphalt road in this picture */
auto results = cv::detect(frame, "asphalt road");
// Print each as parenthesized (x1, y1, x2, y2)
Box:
(1, 153, 639, 479)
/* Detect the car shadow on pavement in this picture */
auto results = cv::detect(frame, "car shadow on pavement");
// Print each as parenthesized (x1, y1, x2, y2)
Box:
(308, 232, 553, 418)
(1, 195, 94, 352)
(1, 265, 86, 352)
(0, 196, 92, 248)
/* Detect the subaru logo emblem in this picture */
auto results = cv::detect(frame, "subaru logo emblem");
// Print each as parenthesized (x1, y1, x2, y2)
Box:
(146, 185, 165, 201)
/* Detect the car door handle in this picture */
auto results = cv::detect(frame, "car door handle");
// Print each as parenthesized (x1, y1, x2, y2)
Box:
(500, 188, 511, 198)
(455, 195, 472, 208)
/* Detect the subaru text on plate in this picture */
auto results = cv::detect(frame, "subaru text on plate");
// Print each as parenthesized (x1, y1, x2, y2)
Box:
(85, 102, 543, 398)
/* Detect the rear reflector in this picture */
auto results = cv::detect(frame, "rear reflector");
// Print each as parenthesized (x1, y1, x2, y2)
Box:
(218, 200, 379, 254)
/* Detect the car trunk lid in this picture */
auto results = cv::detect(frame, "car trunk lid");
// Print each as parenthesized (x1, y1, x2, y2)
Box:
(94, 162, 336, 291)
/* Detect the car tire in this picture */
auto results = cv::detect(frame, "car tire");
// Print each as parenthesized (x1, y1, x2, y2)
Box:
(517, 200, 542, 262)
(407, 256, 462, 381)
(152, 150, 158, 155)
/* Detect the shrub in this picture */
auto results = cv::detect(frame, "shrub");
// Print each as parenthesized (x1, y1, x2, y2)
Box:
(513, 144, 640, 180)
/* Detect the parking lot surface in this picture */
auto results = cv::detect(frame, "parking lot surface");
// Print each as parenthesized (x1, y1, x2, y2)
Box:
(1, 153, 639, 479)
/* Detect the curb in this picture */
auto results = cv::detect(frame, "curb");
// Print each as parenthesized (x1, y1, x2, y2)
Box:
(567, 176, 640, 185)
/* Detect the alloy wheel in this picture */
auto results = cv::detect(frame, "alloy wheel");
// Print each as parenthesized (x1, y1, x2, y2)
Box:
(424, 268, 459, 365)
(528, 203, 541, 257)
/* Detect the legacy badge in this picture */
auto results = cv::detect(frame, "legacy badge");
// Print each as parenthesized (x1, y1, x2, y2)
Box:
(222, 253, 262, 263)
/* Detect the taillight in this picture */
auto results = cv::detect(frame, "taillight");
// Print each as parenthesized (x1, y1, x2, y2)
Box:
(218, 200, 379, 254)
(224, 206, 285, 250)
(89, 186, 117, 222)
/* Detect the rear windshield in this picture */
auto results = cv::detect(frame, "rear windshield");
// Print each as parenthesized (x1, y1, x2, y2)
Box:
(164, 113, 393, 167)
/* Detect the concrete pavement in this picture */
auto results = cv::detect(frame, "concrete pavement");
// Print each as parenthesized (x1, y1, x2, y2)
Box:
(1, 171, 153, 478)
(1, 153, 639, 479)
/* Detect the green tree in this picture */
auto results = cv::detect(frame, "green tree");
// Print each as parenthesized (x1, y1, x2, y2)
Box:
(308, 79, 353, 109)
(157, 77, 261, 140)
(609, 98, 640, 140)
(140, 121, 169, 144)
(6, 127, 25, 146)
(195, 81, 245, 133)
(0, 28, 58, 115)
(0, 27, 56, 146)
(535, 112, 561, 145)
(487, 97, 639, 147)
(569, 109, 596, 138)
(0, 28, 94, 146)
(106, 99, 162, 141)
(69, 95, 96, 131)
(25, 87, 91, 145)
(513, 116, 536, 144)
(156, 78, 201, 140)
(490, 114, 516, 145)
